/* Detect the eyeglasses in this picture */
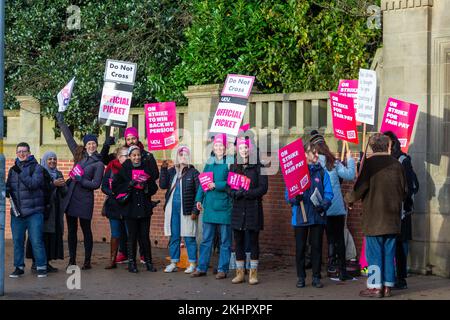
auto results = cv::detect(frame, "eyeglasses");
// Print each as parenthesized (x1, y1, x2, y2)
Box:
(118, 154, 128, 157)
(16, 150, 29, 154)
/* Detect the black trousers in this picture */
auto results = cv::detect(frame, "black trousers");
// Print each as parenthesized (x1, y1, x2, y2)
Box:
(326, 215, 347, 272)
(66, 215, 93, 263)
(395, 239, 408, 280)
(118, 220, 144, 258)
(125, 217, 152, 263)
(294, 224, 324, 279)
(234, 229, 259, 261)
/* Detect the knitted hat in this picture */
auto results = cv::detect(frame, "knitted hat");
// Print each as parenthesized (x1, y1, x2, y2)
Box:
(83, 134, 98, 146)
(124, 127, 139, 140)
(213, 133, 227, 147)
(236, 137, 253, 152)
(127, 145, 140, 156)
(309, 130, 325, 146)
(178, 146, 190, 155)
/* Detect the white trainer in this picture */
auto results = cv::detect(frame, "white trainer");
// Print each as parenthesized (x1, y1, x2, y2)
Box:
(184, 263, 196, 274)
(164, 263, 178, 273)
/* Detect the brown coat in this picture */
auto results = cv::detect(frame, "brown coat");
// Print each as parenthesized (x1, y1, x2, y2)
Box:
(345, 154, 407, 236)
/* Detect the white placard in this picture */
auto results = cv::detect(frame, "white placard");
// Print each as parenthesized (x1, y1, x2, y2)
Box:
(357, 68, 377, 125)
(57, 77, 75, 112)
(98, 86, 133, 126)
(221, 74, 255, 99)
(104, 59, 137, 85)
(210, 101, 246, 136)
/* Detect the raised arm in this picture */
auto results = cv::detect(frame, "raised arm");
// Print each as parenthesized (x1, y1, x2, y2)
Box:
(56, 112, 78, 156)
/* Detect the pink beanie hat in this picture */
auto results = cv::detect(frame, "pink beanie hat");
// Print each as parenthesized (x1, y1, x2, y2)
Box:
(236, 137, 253, 152)
(213, 133, 227, 147)
(124, 127, 139, 140)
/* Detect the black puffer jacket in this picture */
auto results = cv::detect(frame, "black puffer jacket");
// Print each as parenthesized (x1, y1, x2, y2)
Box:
(101, 162, 125, 220)
(229, 163, 268, 231)
(112, 159, 158, 219)
(159, 165, 200, 215)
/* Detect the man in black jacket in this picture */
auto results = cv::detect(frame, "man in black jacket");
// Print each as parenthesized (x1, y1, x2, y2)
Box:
(6, 142, 48, 278)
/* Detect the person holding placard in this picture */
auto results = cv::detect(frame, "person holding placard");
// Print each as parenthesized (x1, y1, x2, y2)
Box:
(191, 134, 233, 279)
(159, 146, 200, 274)
(285, 142, 333, 289)
(56, 113, 104, 270)
(229, 137, 268, 285)
(112, 146, 159, 273)
(310, 132, 355, 281)
(101, 146, 129, 269)
(345, 133, 407, 298)
(101, 127, 159, 264)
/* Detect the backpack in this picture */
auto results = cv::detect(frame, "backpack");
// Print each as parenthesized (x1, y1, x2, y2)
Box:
(30, 163, 53, 219)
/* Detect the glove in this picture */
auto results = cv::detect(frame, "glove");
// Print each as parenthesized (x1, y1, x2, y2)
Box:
(161, 160, 169, 169)
(295, 194, 303, 203)
(104, 136, 115, 146)
(74, 175, 82, 182)
(234, 189, 245, 200)
(129, 180, 138, 187)
(12, 165, 22, 174)
(55, 112, 64, 123)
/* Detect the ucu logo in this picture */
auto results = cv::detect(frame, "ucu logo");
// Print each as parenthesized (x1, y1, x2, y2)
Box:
(150, 140, 161, 144)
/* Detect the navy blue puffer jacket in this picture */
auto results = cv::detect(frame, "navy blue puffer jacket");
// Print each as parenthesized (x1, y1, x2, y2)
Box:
(6, 156, 46, 217)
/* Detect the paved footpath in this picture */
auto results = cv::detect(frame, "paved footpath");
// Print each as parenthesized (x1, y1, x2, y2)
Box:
(1, 241, 449, 300)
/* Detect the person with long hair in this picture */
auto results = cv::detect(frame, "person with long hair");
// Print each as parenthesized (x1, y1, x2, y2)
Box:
(159, 146, 200, 274)
(191, 134, 233, 279)
(112, 146, 159, 273)
(101, 146, 129, 269)
(229, 137, 268, 285)
(285, 142, 333, 289)
(310, 132, 355, 281)
(101, 127, 159, 264)
(56, 113, 104, 270)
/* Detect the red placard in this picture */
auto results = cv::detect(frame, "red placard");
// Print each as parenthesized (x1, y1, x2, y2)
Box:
(380, 98, 418, 153)
(330, 92, 359, 144)
(279, 138, 310, 199)
(145, 102, 178, 151)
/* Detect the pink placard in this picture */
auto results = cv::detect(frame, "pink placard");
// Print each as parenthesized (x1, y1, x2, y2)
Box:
(227, 172, 241, 190)
(380, 98, 418, 153)
(199, 172, 214, 192)
(132, 170, 150, 182)
(330, 92, 359, 144)
(338, 79, 361, 126)
(145, 102, 178, 151)
(279, 138, 310, 199)
(69, 164, 84, 179)
(241, 176, 250, 191)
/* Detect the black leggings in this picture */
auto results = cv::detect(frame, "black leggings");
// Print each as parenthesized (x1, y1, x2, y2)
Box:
(326, 215, 347, 271)
(66, 215, 93, 263)
(118, 220, 145, 258)
(234, 229, 259, 261)
(125, 217, 152, 263)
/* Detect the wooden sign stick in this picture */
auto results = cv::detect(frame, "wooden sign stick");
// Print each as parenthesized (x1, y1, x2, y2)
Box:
(109, 126, 115, 137)
(340, 141, 346, 161)
(362, 123, 367, 153)
(300, 201, 308, 223)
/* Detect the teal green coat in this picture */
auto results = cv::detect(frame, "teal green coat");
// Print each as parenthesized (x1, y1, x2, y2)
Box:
(195, 156, 232, 225)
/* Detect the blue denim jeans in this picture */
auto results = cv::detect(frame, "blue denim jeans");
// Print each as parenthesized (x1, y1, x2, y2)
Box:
(365, 235, 396, 289)
(197, 222, 232, 273)
(109, 218, 122, 239)
(11, 213, 47, 270)
(169, 183, 197, 263)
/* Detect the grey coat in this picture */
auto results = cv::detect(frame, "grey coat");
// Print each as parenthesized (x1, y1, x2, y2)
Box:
(58, 119, 104, 220)
(43, 170, 67, 233)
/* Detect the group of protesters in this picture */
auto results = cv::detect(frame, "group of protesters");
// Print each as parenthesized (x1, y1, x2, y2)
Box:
(6, 112, 418, 297)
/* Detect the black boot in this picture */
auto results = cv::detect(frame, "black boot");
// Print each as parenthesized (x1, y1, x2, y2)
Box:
(128, 260, 138, 273)
(81, 259, 92, 270)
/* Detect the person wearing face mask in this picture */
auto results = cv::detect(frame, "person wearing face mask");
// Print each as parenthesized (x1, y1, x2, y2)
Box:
(285, 142, 333, 289)
(101, 147, 129, 269)
(191, 134, 233, 279)
(26, 151, 67, 273)
(112, 146, 159, 273)
(56, 112, 104, 270)
(229, 137, 268, 285)
(100, 127, 159, 264)
(159, 146, 200, 274)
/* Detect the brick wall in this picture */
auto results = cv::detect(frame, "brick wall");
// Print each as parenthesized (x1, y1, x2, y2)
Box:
(4, 159, 363, 258)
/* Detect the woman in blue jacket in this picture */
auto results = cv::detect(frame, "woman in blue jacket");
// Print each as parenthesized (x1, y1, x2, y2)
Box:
(310, 132, 355, 281)
(285, 142, 333, 289)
